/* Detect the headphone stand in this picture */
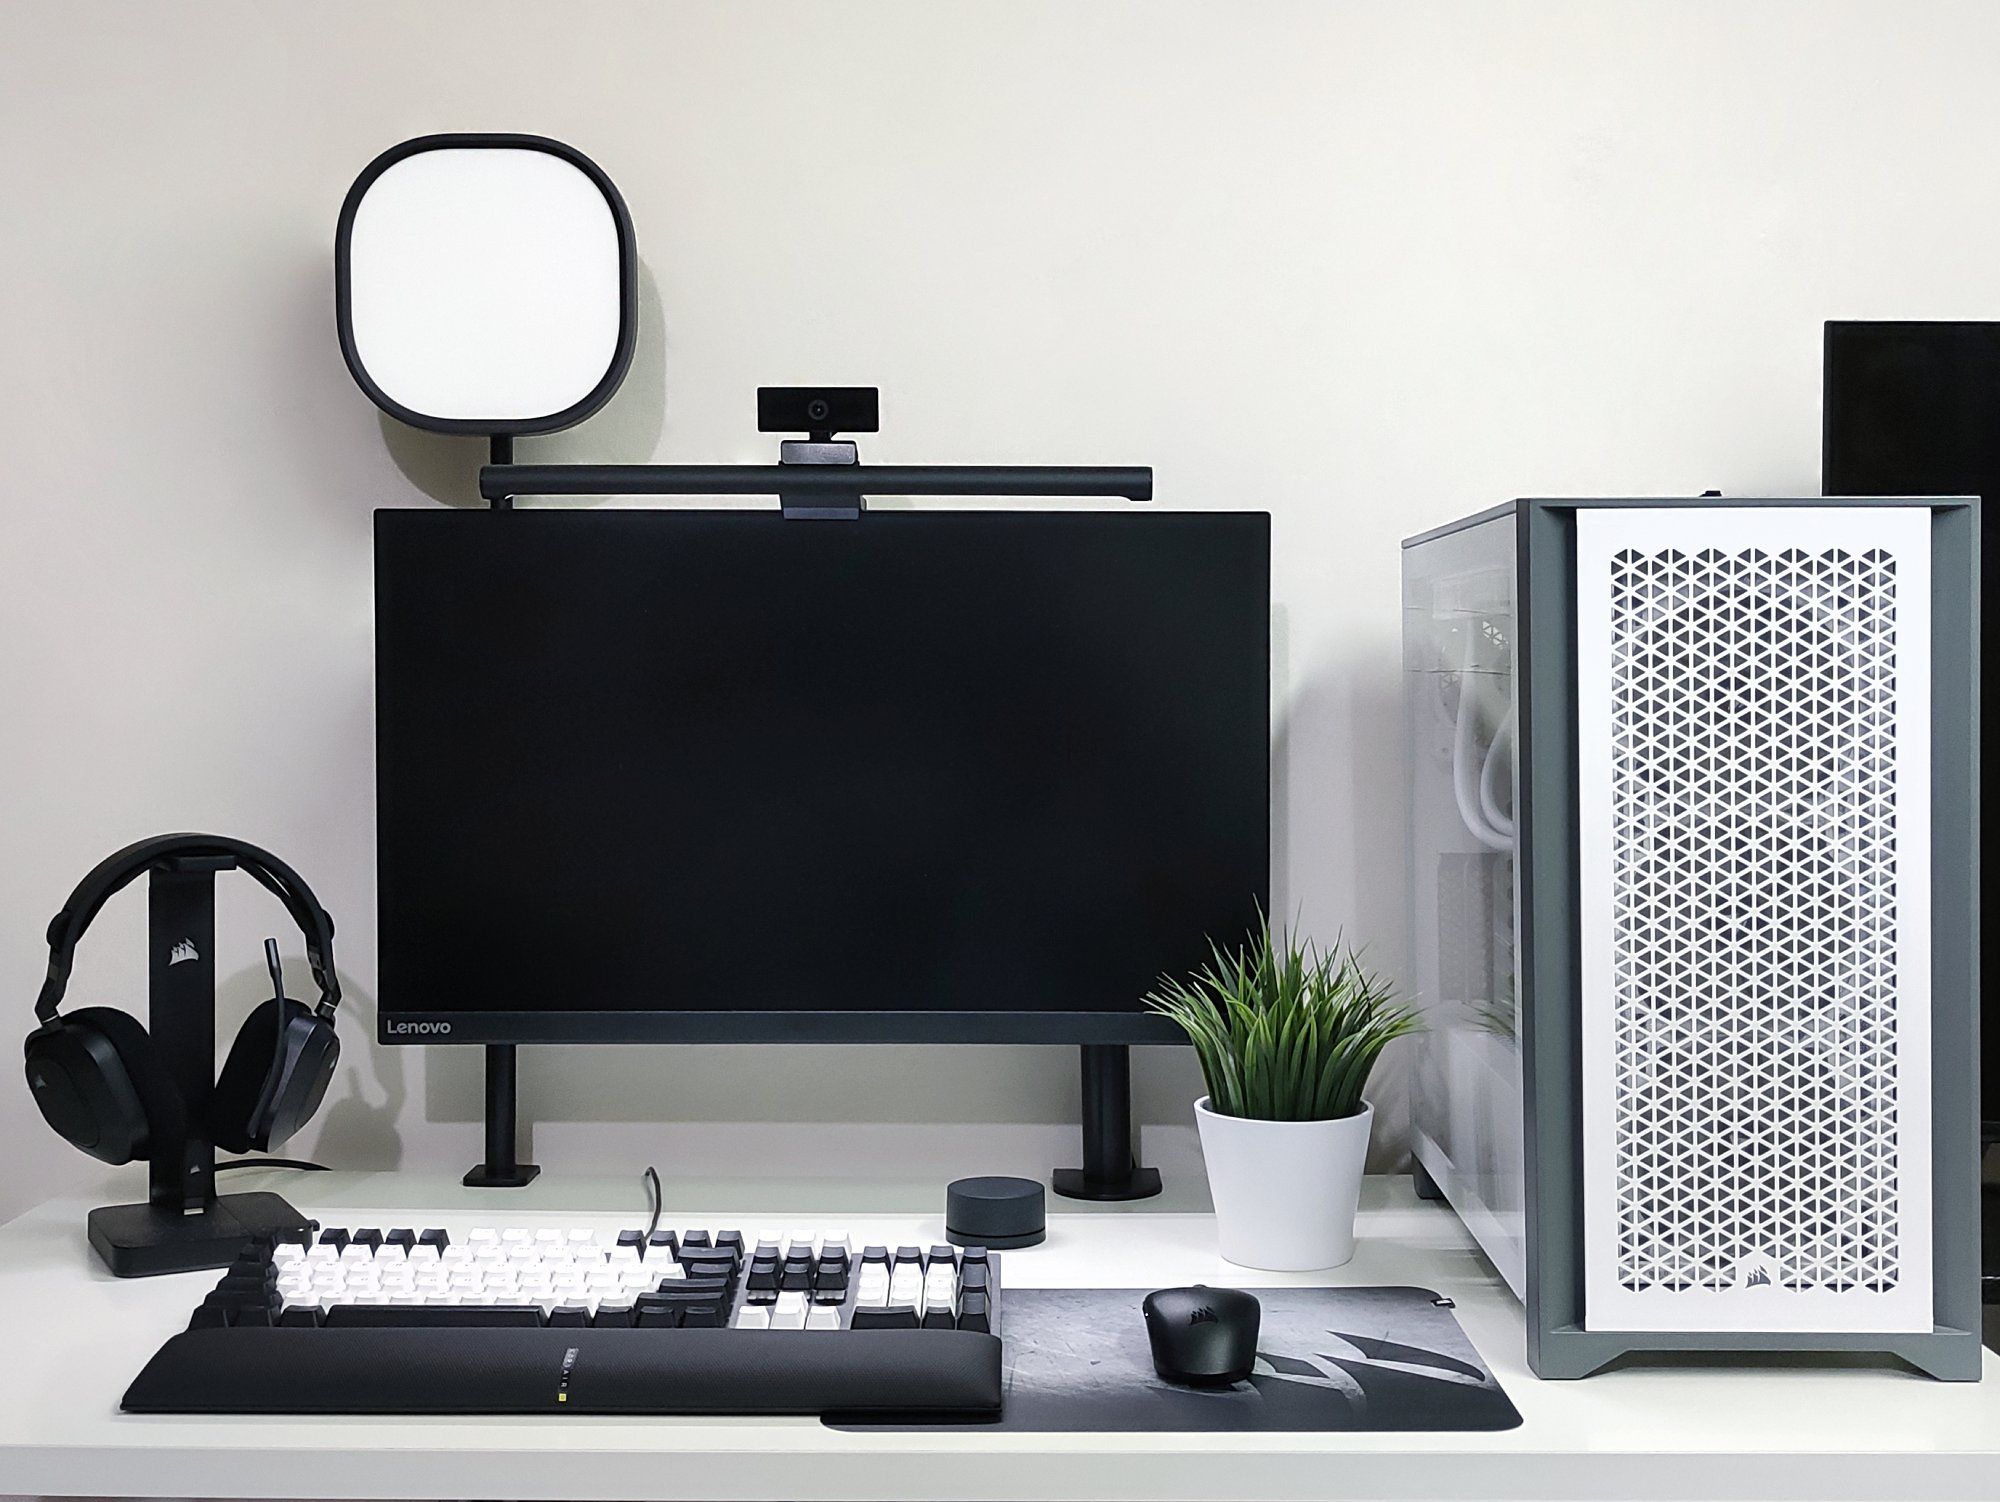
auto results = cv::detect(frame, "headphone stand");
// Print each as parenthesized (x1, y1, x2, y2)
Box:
(84, 858, 311, 1277)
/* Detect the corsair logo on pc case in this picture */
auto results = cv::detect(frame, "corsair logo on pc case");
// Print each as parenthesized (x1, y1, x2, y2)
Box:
(386, 1019, 452, 1037)
(167, 938, 199, 965)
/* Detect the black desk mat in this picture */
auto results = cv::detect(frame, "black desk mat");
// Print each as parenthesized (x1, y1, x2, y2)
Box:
(834, 1285, 1521, 1433)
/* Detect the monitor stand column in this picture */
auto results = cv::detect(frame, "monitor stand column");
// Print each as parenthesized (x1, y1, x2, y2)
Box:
(463, 1043, 540, 1187)
(1052, 1043, 1162, 1201)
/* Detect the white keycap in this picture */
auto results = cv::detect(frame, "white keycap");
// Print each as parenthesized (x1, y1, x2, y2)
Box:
(608, 1245, 641, 1266)
(534, 1228, 563, 1244)
(439, 1246, 473, 1265)
(821, 1231, 851, 1256)
(408, 1244, 440, 1263)
(305, 1244, 338, 1264)
(856, 1269, 891, 1307)
(788, 1230, 816, 1253)
(657, 1261, 686, 1281)
(888, 1264, 924, 1311)
(924, 1267, 958, 1317)
(272, 1243, 305, 1265)
(805, 1306, 840, 1331)
(501, 1228, 533, 1244)
(735, 1306, 771, 1330)
(339, 1244, 371, 1263)
(772, 1292, 807, 1329)
(375, 1244, 407, 1265)
(567, 1228, 598, 1245)
(467, 1228, 500, 1244)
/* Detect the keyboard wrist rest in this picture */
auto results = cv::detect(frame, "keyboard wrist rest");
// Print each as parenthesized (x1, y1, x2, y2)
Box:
(122, 1326, 1004, 1419)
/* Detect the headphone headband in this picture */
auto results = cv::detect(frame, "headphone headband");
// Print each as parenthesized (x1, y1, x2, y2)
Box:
(34, 834, 340, 1024)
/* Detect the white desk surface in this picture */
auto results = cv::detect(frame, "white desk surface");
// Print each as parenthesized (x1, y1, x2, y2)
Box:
(0, 1168, 1994, 1502)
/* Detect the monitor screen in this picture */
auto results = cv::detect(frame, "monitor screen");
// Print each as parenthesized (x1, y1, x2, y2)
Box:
(1823, 320, 1997, 1138)
(375, 508, 1270, 1043)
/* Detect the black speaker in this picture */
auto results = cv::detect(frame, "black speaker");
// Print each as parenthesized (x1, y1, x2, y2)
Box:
(1823, 320, 1996, 1145)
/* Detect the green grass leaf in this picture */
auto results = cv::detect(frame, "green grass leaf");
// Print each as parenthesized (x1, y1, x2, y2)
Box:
(1144, 906, 1420, 1122)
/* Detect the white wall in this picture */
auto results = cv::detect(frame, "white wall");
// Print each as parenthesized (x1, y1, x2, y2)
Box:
(3, 0, 1996, 1226)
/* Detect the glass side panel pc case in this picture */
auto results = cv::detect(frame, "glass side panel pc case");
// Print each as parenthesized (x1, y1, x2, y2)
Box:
(374, 509, 1271, 1045)
(1402, 497, 1981, 1380)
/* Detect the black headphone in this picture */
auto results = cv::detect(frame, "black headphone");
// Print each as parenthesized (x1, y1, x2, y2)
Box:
(24, 834, 342, 1165)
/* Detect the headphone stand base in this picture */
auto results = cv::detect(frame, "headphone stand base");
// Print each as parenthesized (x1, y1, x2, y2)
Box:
(86, 1190, 311, 1278)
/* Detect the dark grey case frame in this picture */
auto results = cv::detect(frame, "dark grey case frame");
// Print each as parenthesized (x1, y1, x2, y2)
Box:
(1415, 496, 1982, 1381)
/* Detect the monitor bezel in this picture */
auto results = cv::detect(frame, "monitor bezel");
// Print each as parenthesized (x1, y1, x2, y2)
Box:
(373, 505, 1270, 1051)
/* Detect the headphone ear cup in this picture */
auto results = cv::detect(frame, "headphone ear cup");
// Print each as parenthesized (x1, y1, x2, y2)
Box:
(211, 998, 283, 1153)
(39, 1008, 185, 1164)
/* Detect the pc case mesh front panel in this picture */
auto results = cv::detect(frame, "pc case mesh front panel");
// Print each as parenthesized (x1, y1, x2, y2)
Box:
(1576, 507, 1933, 1334)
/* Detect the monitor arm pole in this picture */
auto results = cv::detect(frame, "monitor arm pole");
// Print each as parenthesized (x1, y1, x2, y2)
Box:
(1052, 1044, 1163, 1201)
(463, 1043, 540, 1188)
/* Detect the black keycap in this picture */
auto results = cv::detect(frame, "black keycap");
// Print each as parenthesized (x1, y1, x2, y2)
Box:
(592, 1302, 635, 1328)
(852, 1305, 921, 1330)
(325, 1303, 544, 1328)
(679, 1303, 725, 1328)
(617, 1229, 645, 1249)
(647, 1230, 679, 1253)
(317, 1228, 350, 1251)
(548, 1302, 591, 1328)
(715, 1230, 745, 1254)
(959, 1262, 989, 1291)
(957, 1292, 991, 1333)
(188, 1295, 234, 1330)
(813, 1257, 845, 1286)
(820, 1242, 850, 1265)
(929, 1245, 957, 1268)
(683, 1258, 737, 1282)
(922, 1306, 956, 1330)
(386, 1228, 417, 1251)
(746, 1259, 780, 1292)
(894, 1245, 923, 1265)
(352, 1229, 383, 1251)
(418, 1228, 449, 1251)
(681, 1230, 712, 1250)
(661, 1277, 731, 1301)
(754, 1240, 781, 1260)
(780, 1264, 811, 1291)
(861, 1245, 889, 1264)
(960, 1245, 988, 1263)
(635, 1303, 680, 1328)
(228, 1299, 275, 1327)
(279, 1305, 320, 1328)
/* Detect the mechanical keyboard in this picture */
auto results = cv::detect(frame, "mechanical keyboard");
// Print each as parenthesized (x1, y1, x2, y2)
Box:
(122, 1223, 1004, 1419)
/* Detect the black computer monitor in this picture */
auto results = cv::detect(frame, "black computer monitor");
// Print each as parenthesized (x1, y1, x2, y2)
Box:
(374, 508, 1270, 1047)
(1823, 320, 1996, 1144)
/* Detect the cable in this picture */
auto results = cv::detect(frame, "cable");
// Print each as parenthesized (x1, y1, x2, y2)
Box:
(1450, 623, 1513, 852)
(643, 1165, 663, 1242)
(214, 1157, 330, 1173)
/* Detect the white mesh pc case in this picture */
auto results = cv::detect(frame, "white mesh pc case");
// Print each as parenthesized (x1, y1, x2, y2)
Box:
(1403, 497, 1981, 1379)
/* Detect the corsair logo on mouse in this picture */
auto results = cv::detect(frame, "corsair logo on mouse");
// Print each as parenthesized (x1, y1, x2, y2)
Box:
(1188, 1306, 1218, 1325)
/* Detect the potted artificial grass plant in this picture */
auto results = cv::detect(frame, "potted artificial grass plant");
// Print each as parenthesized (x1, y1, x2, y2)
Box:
(1147, 917, 1418, 1271)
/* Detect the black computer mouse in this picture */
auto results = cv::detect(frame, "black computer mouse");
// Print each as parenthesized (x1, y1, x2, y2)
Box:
(1142, 1284, 1261, 1386)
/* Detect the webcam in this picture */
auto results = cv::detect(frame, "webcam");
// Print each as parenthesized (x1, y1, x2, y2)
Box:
(758, 387, 880, 439)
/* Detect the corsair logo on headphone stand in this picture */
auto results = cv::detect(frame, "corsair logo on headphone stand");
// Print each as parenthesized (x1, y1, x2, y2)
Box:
(167, 938, 199, 965)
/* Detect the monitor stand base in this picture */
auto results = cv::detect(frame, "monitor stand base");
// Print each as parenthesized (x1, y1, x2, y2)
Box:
(1052, 1043, 1163, 1202)
(462, 1044, 540, 1188)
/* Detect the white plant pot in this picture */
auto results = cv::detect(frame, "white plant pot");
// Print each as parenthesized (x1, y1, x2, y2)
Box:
(1194, 1096, 1374, 1271)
